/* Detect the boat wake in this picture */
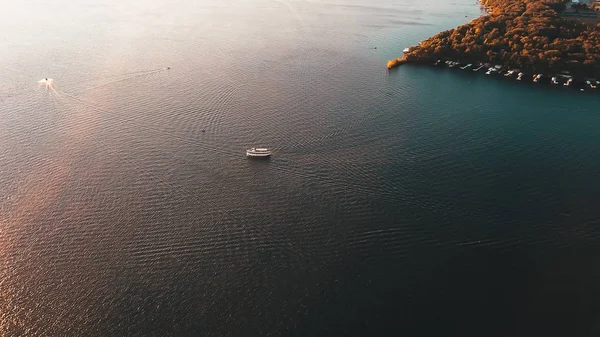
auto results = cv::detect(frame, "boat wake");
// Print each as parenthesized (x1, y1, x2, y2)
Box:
(272, 0, 308, 31)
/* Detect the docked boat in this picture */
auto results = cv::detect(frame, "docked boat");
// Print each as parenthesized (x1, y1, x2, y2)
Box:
(564, 78, 573, 87)
(551, 77, 559, 85)
(516, 72, 523, 81)
(533, 74, 542, 83)
(246, 148, 272, 158)
(586, 80, 597, 89)
(486, 68, 497, 75)
(504, 70, 515, 77)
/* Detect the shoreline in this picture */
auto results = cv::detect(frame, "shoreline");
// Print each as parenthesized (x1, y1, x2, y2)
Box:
(407, 60, 600, 91)
(388, 0, 600, 86)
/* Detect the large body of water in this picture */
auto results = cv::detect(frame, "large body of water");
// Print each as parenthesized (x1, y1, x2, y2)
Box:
(2, 0, 600, 336)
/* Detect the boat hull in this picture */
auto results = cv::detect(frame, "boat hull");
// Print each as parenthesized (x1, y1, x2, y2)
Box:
(246, 147, 271, 158)
(246, 153, 271, 158)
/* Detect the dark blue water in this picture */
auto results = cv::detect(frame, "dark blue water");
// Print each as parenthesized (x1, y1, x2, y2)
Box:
(1, 0, 600, 336)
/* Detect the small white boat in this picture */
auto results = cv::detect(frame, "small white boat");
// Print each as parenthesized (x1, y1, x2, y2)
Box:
(533, 74, 542, 83)
(564, 78, 573, 87)
(460, 63, 472, 70)
(246, 148, 272, 158)
(473, 64, 484, 72)
(551, 77, 559, 84)
(403, 48, 410, 53)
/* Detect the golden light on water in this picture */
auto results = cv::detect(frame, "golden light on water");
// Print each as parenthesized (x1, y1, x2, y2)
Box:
(0, 68, 124, 332)
(3, 65, 172, 234)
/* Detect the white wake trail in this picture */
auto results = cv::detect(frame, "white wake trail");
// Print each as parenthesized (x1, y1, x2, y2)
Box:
(81, 67, 170, 92)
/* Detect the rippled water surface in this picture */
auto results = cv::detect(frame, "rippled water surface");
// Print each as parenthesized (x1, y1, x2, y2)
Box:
(2, 0, 600, 336)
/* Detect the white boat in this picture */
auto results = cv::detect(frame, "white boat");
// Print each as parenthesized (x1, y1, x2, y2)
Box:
(551, 77, 559, 84)
(246, 148, 272, 158)
(516, 72, 523, 80)
(403, 48, 410, 53)
(564, 78, 573, 87)
(533, 74, 542, 83)
(460, 63, 472, 70)
(504, 70, 514, 77)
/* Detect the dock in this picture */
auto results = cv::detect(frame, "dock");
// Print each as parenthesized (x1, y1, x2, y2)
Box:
(393, 58, 600, 93)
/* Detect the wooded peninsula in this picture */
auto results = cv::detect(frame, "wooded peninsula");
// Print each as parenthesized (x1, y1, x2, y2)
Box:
(388, 0, 600, 78)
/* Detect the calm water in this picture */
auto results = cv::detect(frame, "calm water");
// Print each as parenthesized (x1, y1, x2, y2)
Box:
(1, 0, 600, 336)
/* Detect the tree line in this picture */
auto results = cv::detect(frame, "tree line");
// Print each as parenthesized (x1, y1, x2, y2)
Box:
(394, 0, 600, 77)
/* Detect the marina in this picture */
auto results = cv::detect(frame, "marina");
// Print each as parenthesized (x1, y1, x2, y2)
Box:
(420, 59, 598, 92)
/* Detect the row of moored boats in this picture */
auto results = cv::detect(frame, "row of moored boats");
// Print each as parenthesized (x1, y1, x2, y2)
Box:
(434, 60, 600, 91)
